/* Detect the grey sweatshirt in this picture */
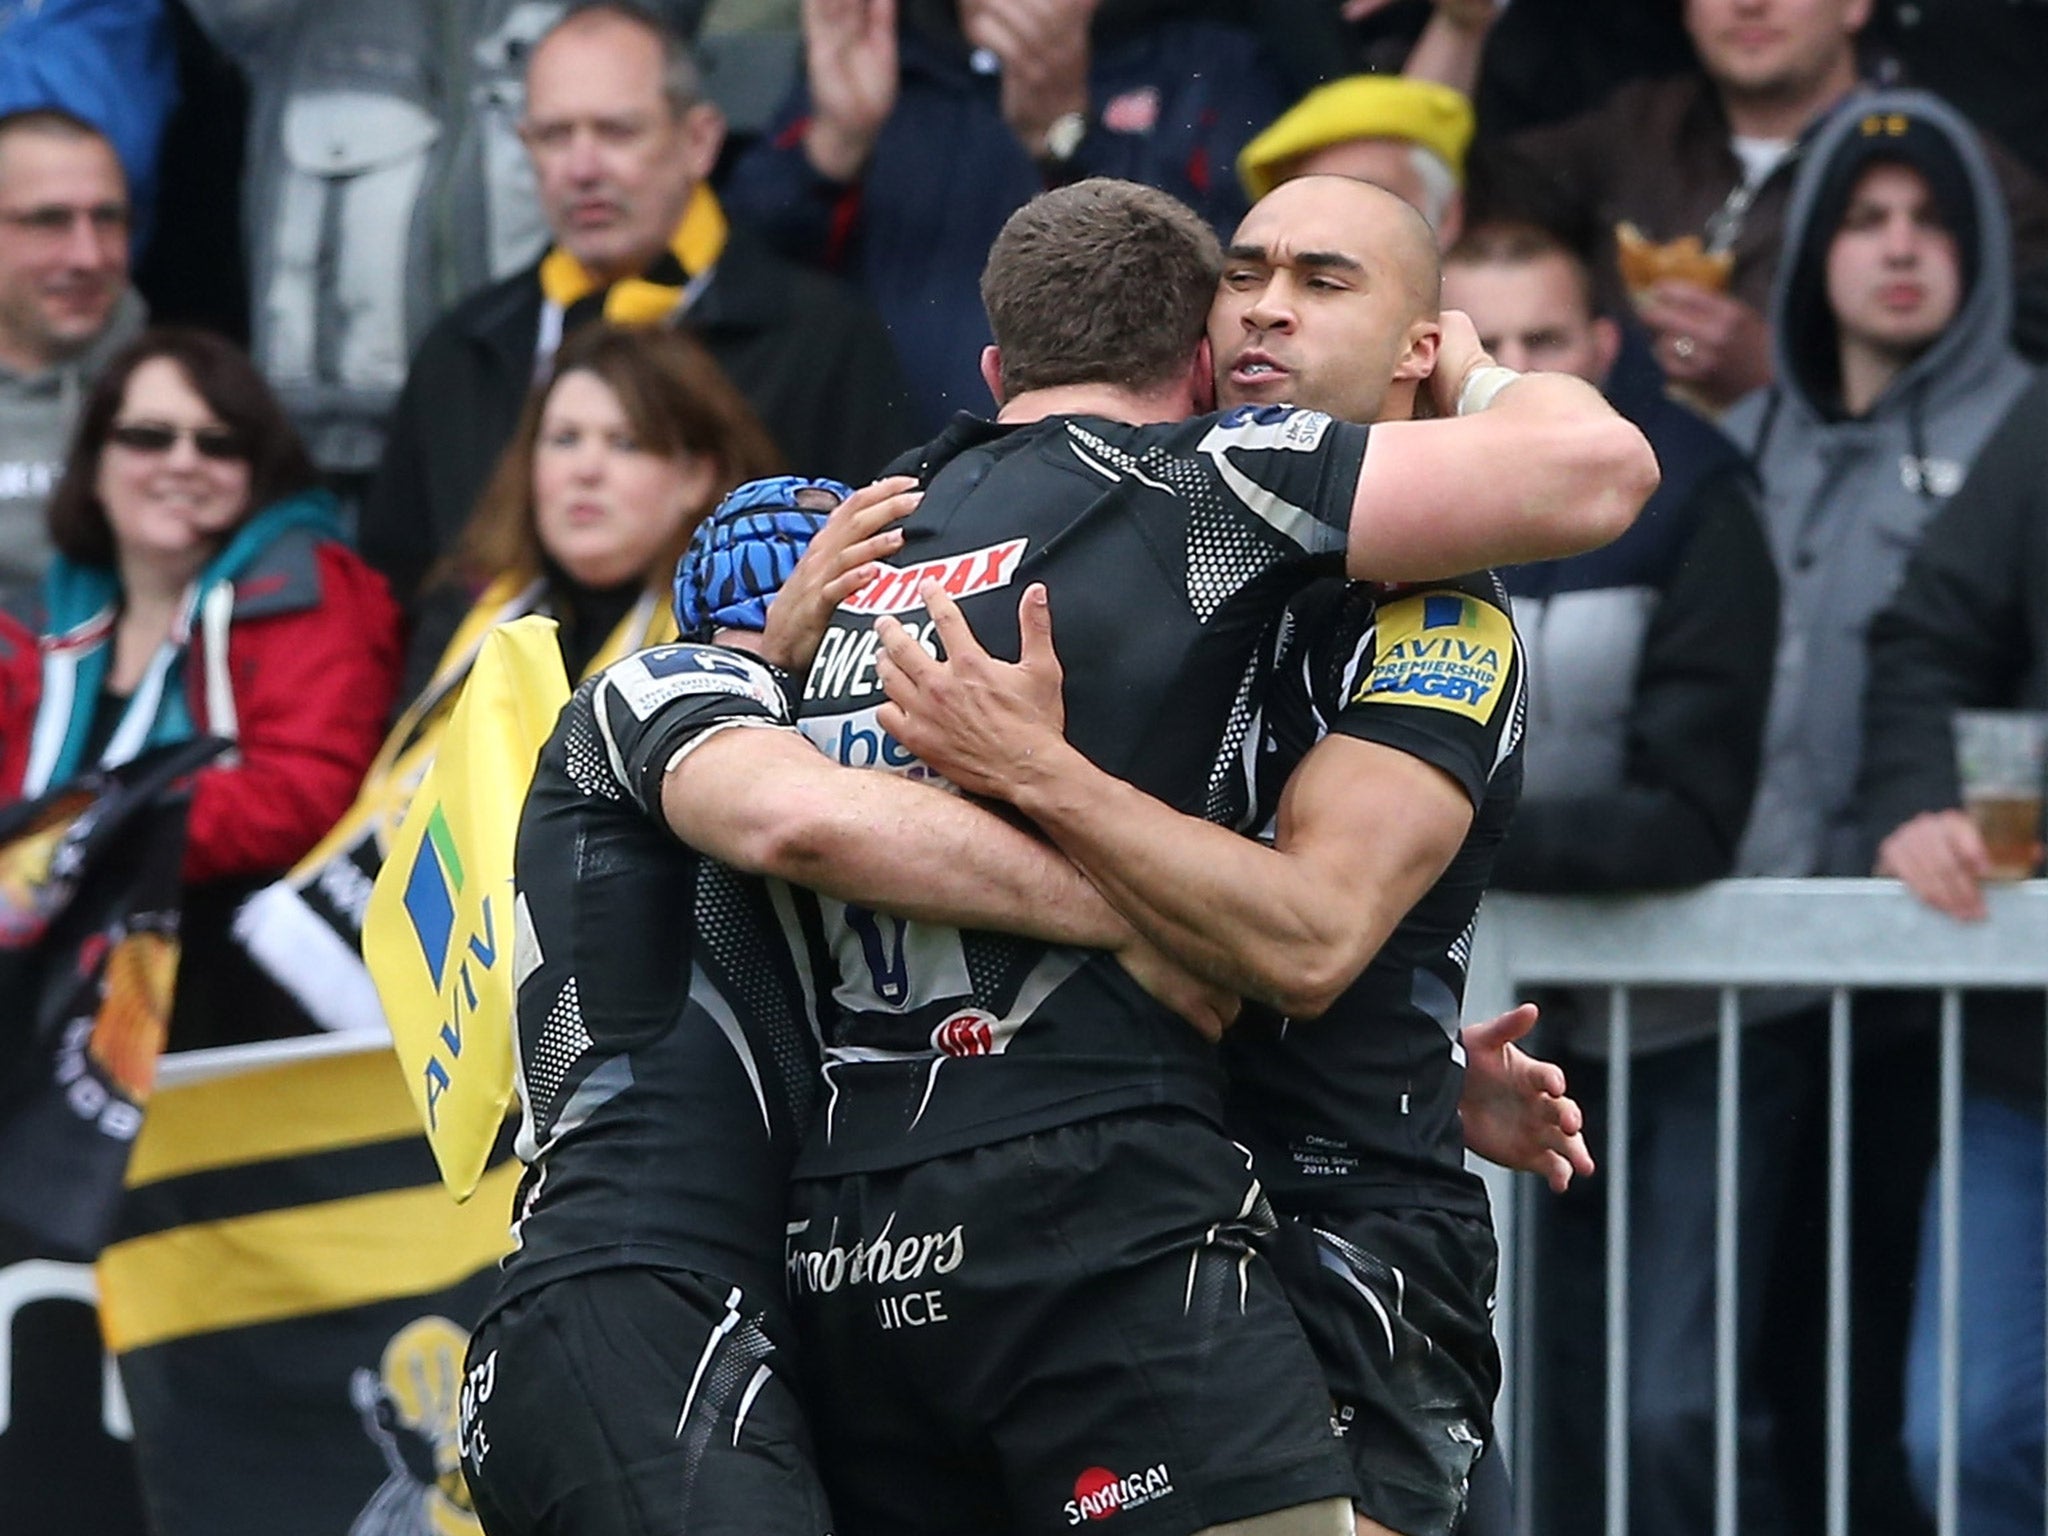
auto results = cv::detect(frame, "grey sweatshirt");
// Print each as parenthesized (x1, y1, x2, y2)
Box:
(1724, 89, 2037, 878)
(0, 289, 145, 592)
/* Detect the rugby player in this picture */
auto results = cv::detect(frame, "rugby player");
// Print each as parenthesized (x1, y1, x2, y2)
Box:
(869, 175, 1567, 1536)
(454, 477, 1223, 1536)
(785, 178, 1651, 1536)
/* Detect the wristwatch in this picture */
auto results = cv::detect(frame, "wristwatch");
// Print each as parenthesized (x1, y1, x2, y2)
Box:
(1036, 110, 1089, 182)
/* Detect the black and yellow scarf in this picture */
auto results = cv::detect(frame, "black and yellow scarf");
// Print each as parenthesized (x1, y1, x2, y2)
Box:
(537, 183, 729, 330)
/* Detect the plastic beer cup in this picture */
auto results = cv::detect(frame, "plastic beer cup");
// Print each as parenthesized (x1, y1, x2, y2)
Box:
(1953, 709, 2048, 880)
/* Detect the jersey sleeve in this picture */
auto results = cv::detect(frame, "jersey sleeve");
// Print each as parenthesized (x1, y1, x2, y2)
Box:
(1321, 577, 1524, 811)
(1191, 406, 1372, 557)
(590, 643, 794, 817)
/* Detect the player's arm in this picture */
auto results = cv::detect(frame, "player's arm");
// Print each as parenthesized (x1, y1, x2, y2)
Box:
(876, 583, 1472, 1017)
(673, 731, 1236, 1037)
(1029, 729, 1470, 1017)
(1344, 311, 1660, 581)
(593, 645, 1235, 1032)
(669, 725, 1126, 941)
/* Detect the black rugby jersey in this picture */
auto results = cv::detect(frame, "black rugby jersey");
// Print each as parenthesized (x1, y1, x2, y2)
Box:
(493, 643, 830, 1313)
(795, 405, 1370, 1175)
(1223, 574, 1525, 1219)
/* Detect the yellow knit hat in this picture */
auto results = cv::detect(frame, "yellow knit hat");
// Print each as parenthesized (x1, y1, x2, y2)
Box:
(1238, 76, 1477, 201)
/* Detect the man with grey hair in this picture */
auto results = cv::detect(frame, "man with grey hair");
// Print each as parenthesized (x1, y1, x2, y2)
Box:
(359, 0, 915, 602)
(0, 108, 143, 595)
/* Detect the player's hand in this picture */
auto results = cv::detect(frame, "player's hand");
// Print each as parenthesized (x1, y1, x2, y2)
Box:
(1636, 281, 1773, 413)
(1425, 308, 1498, 417)
(802, 0, 898, 182)
(758, 476, 916, 673)
(959, 0, 1097, 157)
(875, 582, 1069, 801)
(1116, 931, 1240, 1042)
(1457, 1003, 1594, 1193)
(1875, 808, 1998, 923)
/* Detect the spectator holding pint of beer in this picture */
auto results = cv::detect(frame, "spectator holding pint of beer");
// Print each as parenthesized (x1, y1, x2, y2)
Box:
(1859, 365, 2048, 1536)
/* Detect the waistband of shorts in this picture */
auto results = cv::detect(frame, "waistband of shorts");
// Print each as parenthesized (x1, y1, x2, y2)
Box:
(793, 1058, 1225, 1177)
(1267, 1170, 1493, 1223)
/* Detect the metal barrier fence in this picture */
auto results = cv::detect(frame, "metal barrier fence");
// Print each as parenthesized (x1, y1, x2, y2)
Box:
(1465, 878, 2048, 1536)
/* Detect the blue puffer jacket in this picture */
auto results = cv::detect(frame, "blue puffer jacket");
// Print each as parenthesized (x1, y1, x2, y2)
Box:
(0, 0, 176, 236)
(721, 16, 1285, 434)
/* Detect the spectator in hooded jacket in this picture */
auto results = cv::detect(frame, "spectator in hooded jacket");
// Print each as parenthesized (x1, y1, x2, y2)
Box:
(1858, 363, 2048, 1536)
(0, 326, 401, 1048)
(1726, 90, 2034, 884)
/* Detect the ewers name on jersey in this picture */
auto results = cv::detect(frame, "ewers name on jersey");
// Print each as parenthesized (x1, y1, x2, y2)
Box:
(793, 405, 1371, 1178)
(494, 643, 834, 1315)
(1224, 574, 1526, 1218)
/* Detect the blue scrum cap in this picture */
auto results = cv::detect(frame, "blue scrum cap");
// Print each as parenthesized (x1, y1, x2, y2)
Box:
(672, 475, 853, 640)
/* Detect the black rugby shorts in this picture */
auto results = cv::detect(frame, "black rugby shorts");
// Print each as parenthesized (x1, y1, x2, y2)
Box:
(1268, 1205, 1501, 1536)
(785, 1110, 1355, 1536)
(458, 1267, 834, 1536)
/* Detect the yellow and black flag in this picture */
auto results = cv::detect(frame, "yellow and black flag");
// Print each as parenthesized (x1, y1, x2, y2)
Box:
(0, 736, 225, 1259)
(95, 1035, 519, 1535)
(364, 616, 569, 1201)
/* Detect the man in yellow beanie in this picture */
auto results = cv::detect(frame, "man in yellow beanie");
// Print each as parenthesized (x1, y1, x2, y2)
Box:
(1238, 76, 1475, 246)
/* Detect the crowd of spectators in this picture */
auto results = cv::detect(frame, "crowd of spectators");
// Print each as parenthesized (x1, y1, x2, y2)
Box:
(4, 1, 2048, 1533)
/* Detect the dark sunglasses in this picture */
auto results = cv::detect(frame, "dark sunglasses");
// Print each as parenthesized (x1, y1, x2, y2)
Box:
(107, 422, 250, 461)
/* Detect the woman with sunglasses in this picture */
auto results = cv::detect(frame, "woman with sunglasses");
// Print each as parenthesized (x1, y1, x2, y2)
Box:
(0, 326, 402, 1045)
(235, 323, 791, 1033)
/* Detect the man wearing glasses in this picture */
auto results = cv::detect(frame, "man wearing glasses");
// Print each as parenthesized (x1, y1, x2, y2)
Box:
(0, 108, 140, 597)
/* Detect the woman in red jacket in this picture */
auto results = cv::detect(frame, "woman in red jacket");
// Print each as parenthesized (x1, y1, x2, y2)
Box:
(0, 327, 402, 1046)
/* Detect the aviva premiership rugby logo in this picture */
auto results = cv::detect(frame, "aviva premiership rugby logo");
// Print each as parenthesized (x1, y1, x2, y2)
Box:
(1352, 591, 1512, 722)
(348, 1315, 481, 1536)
